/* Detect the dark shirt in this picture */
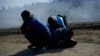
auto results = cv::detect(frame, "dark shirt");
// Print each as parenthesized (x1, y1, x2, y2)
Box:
(22, 17, 51, 44)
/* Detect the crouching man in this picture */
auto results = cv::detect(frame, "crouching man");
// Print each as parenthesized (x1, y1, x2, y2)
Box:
(47, 15, 77, 48)
(20, 10, 51, 50)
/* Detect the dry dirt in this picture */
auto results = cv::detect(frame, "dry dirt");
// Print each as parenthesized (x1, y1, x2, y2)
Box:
(0, 29, 100, 56)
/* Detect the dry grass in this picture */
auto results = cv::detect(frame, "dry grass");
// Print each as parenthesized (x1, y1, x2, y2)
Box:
(0, 29, 100, 56)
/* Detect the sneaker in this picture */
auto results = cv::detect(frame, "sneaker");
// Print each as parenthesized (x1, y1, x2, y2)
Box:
(66, 40, 77, 48)
(28, 44, 34, 49)
(58, 40, 66, 47)
(58, 40, 77, 48)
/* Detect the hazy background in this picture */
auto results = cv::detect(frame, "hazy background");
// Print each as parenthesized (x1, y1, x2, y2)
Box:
(0, 0, 100, 29)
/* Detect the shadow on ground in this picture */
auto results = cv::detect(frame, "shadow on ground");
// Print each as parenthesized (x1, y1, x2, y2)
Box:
(10, 48, 64, 56)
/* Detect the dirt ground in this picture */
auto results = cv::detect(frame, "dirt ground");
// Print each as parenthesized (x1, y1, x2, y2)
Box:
(0, 29, 100, 56)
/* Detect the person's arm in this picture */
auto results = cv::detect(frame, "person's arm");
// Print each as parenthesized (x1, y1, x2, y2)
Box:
(63, 15, 68, 27)
(20, 22, 31, 34)
(22, 27, 31, 34)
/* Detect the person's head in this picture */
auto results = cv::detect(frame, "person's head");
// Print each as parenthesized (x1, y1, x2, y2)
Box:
(21, 10, 31, 22)
(57, 15, 67, 19)
(48, 16, 60, 30)
(63, 15, 67, 19)
(57, 14, 63, 17)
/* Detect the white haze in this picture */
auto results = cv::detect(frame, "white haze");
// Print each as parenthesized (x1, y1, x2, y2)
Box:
(0, 0, 100, 29)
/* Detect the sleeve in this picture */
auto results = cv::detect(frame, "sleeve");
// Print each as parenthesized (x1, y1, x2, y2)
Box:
(57, 17, 66, 28)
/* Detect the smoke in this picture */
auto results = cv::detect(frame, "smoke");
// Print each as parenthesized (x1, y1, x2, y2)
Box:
(47, 0, 100, 23)
(31, 0, 100, 23)
(0, 0, 100, 28)
(0, 8, 23, 29)
(67, 0, 100, 22)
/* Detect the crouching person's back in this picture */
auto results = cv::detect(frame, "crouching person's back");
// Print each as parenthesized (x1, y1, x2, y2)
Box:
(20, 10, 51, 50)
(47, 15, 77, 48)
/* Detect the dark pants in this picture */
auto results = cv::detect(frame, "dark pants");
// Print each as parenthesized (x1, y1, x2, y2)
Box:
(47, 28, 77, 48)
(25, 32, 51, 49)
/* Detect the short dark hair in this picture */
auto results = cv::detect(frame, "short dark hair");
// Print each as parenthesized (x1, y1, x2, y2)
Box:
(21, 10, 30, 17)
(57, 15, 63, 17)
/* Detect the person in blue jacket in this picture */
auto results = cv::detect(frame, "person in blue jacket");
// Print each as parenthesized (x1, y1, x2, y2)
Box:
(47, 15, 77, 48)
(20, 10, 51, 50)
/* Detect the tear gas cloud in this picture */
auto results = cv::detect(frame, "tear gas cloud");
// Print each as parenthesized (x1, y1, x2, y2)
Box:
(0, 0, 100, 28)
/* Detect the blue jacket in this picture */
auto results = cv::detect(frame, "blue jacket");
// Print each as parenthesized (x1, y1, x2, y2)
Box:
(48, 16, 66, 31)
(24, 17, 51, 44)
